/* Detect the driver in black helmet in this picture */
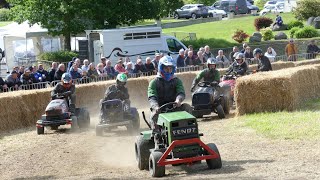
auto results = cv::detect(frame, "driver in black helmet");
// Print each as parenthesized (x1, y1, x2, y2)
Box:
(226, 53, 248, 76)
(253, 48, 272, 72)
(51, 73, 76, 113)
(190, 58, 220, 92)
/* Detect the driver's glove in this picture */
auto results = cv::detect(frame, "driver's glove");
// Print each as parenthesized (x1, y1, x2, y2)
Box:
(175, 98, 182, 107)
(153, 106, 160, 114)
(190, 86, 195, 93)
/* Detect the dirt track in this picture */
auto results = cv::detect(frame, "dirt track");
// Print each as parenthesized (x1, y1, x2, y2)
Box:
(1, 107, 320, 180)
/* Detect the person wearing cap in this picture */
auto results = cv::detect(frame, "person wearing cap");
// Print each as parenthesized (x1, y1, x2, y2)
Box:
(133, 59, 147, 74)
(285, 39, 298, 61)
(152, 53, 161, 70)
(6, 71, 22, 90)
(20, 68, 37, 88)
(190, 58, 220, 92)
(226, 53, 248, 76)
(51, 73, 76, 114)
(307, 40, 320, 59)
(115, 59, 127, 73)
(253, 48, 272, 72)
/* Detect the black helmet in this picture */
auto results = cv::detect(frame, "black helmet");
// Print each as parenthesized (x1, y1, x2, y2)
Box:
(253, 48, 263, 56)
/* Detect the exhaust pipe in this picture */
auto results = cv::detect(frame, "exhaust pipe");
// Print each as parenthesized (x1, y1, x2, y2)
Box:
(142, 111, 151, 130)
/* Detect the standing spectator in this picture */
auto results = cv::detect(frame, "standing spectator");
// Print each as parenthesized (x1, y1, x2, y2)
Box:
(194, 51, 205, 65)
(97, 63, 108, 78)
(240, 43, 248, 53)
(264, 47, 277, 62)
(0, 76, 8, 92)
(54, 64, 65, 81)
(125, 62, 134, 75)
(81, 59, 90, 72)
(253, 48, 272, 72)
(203, 45, 212, 63)
(184, 50, 194, 66)
(67, 57, 77, 72)
(104, 60, 118, 79)
(152, 53, 161, 70)
(176, 49, 185, 68)
(87, 63, 99, 79)
(216, 50, 230, 68)
(114, 60, 127, 73)
(307, 40, 320, 59)
(100, 57, 107, 67)
(48, 62, 58, 82)
(229, 46, 239, 62)
(285, 39, 298, 61)
(37, 64, 49, 82)
(18, 66, 25, 78)
(134, 59, 147, 74)
(74, 58, 82, 74)
(244, 46, 254, 64)
(6, 71, 21, 90)
(144, 57, 156, 74)
(69, 64, 82, 80)
(199, 47, 205, 54)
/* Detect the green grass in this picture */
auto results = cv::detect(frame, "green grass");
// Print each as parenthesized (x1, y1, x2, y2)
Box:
(0, 21, 11, 27)
(233, 98, 320, 140)
(135, 19, 187, 26)
(163, 13, 297, 43)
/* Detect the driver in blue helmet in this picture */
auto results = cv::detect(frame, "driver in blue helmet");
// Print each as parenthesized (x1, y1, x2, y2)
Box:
(148, 56, 191, 130)
(51, 73, 76, 114)
(190, 58, 220, 92)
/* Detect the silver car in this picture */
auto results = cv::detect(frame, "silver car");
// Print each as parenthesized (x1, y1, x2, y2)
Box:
(174, 4, 209, 19)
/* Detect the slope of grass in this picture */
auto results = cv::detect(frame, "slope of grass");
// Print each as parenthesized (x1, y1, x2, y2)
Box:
(163, 13, 296, 43)
(0, 21, 12, 27)
(232, 98, 320, 140)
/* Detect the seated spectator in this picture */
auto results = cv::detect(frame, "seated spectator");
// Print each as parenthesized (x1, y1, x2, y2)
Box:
(81, 59, 90, 72)
(0, 76, 8, 92)
(37, 64, 49, 82)
(6, 71, 21, 90)
(87, 63, 98, 79)
(114, 60, 127, 73)
(67, 57, 77, 72)
(97, 63, 108, 78)
(69, 64, 82, 80)
(134, 59, 147, 74)
(199, 47, 205, 54)
(229, 46, 239, 62)
(307, 40, 320, 59)
(176, 49, 185, 68)
(185, 50, 194, 66)
(273, 14, 283, 26)
(244, 46, 254, 64)
(125, 62, 134, 75)
(187, 45, 198, 60)
(18, 66, 25, 78)
(124, 57, 131, 66)
(100, 57, 107, 67)
(240, 43, 248, 53)
(74, 58, 82, 74)
(104, 60, 118, 79)
(203, 45, 212, 63)
(48, 62, 58, 82)
(54, 64, 65, 81)
(264, 47, 277, 62)
(144, 57, 156, 74)
(216, 50, 230, 68)
(80, 71, 91, 84)
(20, 68, 36, 85)
(28, 66, 40, 83)
(193, 51, 203, 66)
(152, 53, 161, 70)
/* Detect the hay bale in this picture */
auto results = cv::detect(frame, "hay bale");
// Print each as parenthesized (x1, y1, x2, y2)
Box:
(176, 72, 198, 101)
(271, 61, 295, 70)
(294, 59, 320, 67)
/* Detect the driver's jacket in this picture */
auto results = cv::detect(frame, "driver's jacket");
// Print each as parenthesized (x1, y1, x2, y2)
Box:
(104, 84, 129, 101)
(192, 68, 220, 88)
(148, 75, 185, 109)
(51, 82, 75, 99)
(226, 60, 248, 76)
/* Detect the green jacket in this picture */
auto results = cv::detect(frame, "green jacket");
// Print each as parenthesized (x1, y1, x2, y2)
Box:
(192, 68, 220, 88)
(148, 75, 185, 109)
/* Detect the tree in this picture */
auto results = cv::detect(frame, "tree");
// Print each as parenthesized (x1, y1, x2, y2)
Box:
(293, 0, 320, 21)
(158, 0, 184, 18)
(8, 0, 161, 50)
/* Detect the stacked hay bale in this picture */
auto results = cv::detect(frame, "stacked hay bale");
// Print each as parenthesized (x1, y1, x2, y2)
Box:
(294, 59, 320, 67)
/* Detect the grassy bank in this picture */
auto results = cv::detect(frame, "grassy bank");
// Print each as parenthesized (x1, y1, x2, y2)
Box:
(232, 98, 320, 140)
(0, 21, 11, 27)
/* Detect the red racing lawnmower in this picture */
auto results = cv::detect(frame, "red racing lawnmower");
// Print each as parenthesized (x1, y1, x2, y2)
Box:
(135, 102, 222, 177)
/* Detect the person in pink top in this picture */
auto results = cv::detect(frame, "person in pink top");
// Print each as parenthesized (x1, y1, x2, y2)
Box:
(114, 59, 127, 74)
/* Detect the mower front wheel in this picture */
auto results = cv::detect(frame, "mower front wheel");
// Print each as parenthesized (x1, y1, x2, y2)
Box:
(205, 143, 222, 169)
(216, 105, 225, 119)
(135, 135, 154, 170)
(71, 116, 78, 130)
(149, 151, 165, 177)
(37, 126, 44, 135)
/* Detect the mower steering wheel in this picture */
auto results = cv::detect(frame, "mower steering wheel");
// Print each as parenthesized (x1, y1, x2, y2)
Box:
(197, 81, 212, 87)
(159, 102, 178, 113)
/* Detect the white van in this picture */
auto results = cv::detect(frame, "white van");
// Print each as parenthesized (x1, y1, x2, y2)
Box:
(85, 27, 187, 65)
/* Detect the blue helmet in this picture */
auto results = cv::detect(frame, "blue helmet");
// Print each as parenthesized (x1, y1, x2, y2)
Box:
(158, 56, 176, 81)
(61, 73, 72, 83)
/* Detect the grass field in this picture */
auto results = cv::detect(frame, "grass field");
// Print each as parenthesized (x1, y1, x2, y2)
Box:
(135, 18, 187, 26)
(232, 98, 320, 140)
(0, 21, 12, 27)
(163, 13, 297, 43)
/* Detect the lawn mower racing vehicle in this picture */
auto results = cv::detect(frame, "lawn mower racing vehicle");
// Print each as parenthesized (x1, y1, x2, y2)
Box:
(135, 102, 222, 177)
(95, 98, 140, 136)
(36, 91, 90, 134)
(191, 81, 231, 119)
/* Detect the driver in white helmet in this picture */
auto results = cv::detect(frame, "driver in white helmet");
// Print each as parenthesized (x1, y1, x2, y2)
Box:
(226, 52, 248, 76)
(190, 58, 220, 92)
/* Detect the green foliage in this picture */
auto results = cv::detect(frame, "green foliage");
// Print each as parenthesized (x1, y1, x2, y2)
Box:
(287, 20, 304, 30)
(254, 17, 273, 31)
(293, 0, 320, 20)
(295, 26, 319, 39)
(232, 29, 249, 43)
(39, 51, 78, 62)
(289, 27, 300, 38)
(261, 28, 274, 41)
(181, 38, 237, 50)
(0, 8, 10, 21)
(183, 0, 217, 6)
(160, 0, 184, 18)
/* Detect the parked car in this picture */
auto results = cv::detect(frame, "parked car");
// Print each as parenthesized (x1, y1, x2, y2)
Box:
(207, 6, 227, 18)
(263, 1, 277, 9)
(213, 0, 248, 15)
(174, 4, 209, 19)
(246, 0, 259, 13)
(259, 4, 284, 16)
(247, 0, 254, 5)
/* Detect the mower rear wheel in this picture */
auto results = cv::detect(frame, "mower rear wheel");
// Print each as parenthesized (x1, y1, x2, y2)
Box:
(216, 105, 225, 119)
(78, 108, 90, 129)
(149, 151, 165, 177)
(222, 96, 230, 115)
(135, 135, 154, 170)
(37, 126, 44, 135)
(205, 143, 222, 169)
(71, 116, 78, 130)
